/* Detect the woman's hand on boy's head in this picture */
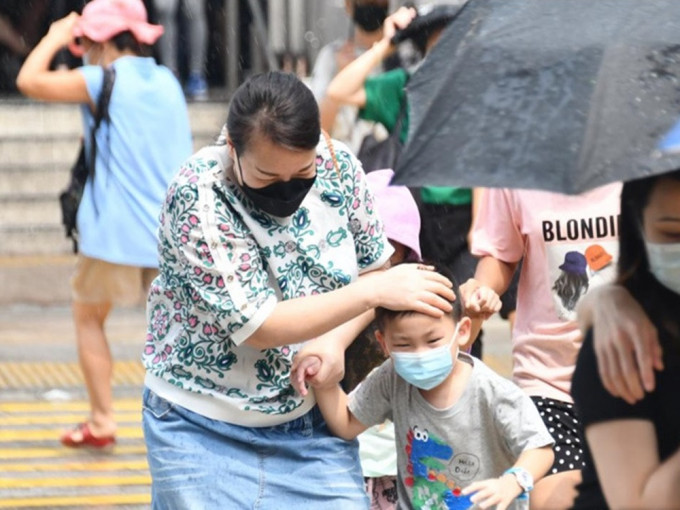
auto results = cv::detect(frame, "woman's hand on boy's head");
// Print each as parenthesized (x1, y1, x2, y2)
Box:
(461, 475, 523, 510)
(377, 263, 455, 317)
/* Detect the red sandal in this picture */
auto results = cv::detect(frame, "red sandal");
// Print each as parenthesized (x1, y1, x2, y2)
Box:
(60, 422, 116, 449)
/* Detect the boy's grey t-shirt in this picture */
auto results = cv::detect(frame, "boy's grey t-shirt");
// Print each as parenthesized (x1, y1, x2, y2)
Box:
(348, 353, 554, 510)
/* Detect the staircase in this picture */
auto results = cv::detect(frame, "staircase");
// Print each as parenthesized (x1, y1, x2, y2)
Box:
(0, 99, 227, 306)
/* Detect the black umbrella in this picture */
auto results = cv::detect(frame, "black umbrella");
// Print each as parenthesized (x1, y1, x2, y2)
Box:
(395, 0, 680, 194)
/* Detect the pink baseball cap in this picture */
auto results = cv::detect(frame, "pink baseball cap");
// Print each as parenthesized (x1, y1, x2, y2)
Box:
(69, 0, 163, 56)
(366, 169, 422, 261)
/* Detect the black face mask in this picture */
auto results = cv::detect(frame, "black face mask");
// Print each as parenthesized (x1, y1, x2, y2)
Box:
(236, 153, 317, 217)
(353, 4, 389, 32)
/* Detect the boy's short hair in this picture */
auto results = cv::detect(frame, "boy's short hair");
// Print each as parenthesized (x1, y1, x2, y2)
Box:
(374, 263, 463, 331)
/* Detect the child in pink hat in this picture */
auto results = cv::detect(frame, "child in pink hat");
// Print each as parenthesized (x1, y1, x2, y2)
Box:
(69, 0, 164, 56)
(366, 169, 422, 263)
(16, 0, 192, 450)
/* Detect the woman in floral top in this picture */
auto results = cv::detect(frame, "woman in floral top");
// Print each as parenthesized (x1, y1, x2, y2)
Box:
(141, 71, 454, 508)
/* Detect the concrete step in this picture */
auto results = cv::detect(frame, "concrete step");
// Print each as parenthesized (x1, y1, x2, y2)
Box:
(0, 132, 218, 169)
(1, 194, 59, 226)
(0, 164, 67, 196)
(0, 136, 79, 167)
(0, 99, 227, 138)
(0, 133, 216, 198)
(0, 103, 81, 138)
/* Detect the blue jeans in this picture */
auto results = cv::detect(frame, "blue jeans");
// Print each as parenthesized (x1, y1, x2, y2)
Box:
(142, 388, 369, 509)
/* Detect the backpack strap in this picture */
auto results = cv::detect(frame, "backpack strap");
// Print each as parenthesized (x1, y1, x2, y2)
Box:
(88, 67, 116, 177)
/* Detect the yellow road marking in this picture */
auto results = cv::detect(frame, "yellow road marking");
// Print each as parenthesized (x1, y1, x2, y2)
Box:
(0, 399, 141, 413)
(0, 493, 151, 508)
(0, 459, 149, 472)
(0, 474, 151, 489)
(0, 426, 143, 442)
(0, 412, 140, 426)
(0, 445, 146, 459)
(0, 361, 144, 389)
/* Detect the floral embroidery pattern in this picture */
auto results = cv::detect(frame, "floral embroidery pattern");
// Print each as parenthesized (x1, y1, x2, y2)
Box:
(143, 139, 389, 417)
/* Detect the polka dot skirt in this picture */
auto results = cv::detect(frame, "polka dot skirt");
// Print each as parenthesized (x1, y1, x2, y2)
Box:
(530, 396, 587, 474)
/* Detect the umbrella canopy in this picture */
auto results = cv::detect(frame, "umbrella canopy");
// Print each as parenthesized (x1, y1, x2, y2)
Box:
(395, 0, 680, 194)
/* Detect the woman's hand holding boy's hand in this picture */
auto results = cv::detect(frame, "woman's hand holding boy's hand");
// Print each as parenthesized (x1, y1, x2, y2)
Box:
(461, 474, 523, 510)
(290, 354, 322, 396)
(460, 278, 502, 319)
(291, 338, 345, 396)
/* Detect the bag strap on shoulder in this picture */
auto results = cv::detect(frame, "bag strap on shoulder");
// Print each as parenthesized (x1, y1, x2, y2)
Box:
(89, 67, 116, 176)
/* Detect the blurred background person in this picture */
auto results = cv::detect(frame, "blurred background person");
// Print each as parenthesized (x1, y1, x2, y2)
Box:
(154, 0, 209, 100)
(309, 0, 396, 153)
(15, 0, 192, 448)
(326, 4, 488, 357)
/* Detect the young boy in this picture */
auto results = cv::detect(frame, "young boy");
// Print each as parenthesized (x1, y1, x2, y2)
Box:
(295, 276, 554, 510)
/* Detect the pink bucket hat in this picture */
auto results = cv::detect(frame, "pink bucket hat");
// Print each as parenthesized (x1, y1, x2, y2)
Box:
(69, 0, 163, 56)
(366, 169, 422, 261)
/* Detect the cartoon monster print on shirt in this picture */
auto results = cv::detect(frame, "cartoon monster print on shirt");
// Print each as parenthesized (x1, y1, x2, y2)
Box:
(405, 426, 475, 510)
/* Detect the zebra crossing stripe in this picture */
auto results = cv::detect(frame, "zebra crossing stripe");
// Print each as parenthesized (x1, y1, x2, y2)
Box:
(0, 493, 151, 508)
(0, 445, 146, 459)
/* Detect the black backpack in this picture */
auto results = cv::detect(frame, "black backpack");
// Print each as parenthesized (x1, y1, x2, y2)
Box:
(59, 67, 115, 253)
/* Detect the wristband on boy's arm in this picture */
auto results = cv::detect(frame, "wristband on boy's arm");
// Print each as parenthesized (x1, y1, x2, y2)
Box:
(503, 467, 534, 493)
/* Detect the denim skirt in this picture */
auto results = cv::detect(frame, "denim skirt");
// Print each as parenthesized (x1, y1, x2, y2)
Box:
(142, 387, 369, 509)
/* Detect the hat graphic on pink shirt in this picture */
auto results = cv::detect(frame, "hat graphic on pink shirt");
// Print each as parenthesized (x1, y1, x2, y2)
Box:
(558, 251, 587, 275)
(584, 244, 613, 272)
(365, 169, 422, 261)
(69, 0, 163, 57)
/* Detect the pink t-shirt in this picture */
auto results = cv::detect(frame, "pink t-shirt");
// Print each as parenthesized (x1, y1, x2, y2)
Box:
(472, 183, 622, 402)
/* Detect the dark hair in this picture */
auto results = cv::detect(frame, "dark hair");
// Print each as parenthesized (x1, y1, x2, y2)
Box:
(111, 30, 152, 57)
(227, 71, 320, 154)
(394, 4, 459, 56)
(618, 168, 680, 342)
(552, 272, 589, 312)
(374, 262, 462, 331)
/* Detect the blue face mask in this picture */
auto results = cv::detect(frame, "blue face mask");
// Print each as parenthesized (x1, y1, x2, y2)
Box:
(390, 323, 461, 390)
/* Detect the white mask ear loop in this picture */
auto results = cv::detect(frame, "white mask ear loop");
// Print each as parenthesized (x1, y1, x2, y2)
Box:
(450, 321, 462, 356)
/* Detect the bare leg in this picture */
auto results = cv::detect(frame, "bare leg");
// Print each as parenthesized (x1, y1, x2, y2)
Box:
(155, 0, 180, 74)
(531, 470, 581, 510)
(69, 300, 116, 439)
(183, 0, 207, 76)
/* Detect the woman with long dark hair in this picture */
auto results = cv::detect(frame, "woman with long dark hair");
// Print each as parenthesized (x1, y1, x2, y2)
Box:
(572, 169, 680, 508)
